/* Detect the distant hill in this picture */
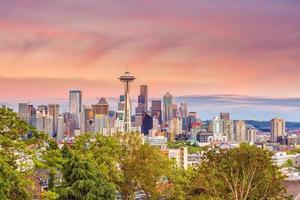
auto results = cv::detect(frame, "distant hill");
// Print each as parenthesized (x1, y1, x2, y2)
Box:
(245, 120, 300, 130)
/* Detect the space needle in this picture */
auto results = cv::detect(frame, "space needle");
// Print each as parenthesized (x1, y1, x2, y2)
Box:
(119, 71, 136, 133)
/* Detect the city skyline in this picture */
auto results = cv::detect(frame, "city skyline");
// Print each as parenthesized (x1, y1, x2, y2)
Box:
(1, 0, 300, 121)
(3, 90, 300, 122)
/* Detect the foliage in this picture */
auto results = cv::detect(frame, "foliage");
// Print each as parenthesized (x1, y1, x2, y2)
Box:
(57, 154, 115, 200)
(42, 191, 59, 200)
(286, 148, 300, 155)
(283, 159, 294, 168)
(167, 141, 205, 154)
(0, 107, 33, 199)
(187, 143, 289, 200)
(0, 107, 291, 200)
(116, 132, 175, 200)
(72, 133, 123, 185)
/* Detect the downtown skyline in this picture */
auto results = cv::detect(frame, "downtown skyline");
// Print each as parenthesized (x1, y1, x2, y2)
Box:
(1, 0, 300, 121)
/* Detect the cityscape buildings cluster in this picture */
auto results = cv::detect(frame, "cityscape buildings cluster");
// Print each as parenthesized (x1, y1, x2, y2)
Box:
(17, 72, 292, 150)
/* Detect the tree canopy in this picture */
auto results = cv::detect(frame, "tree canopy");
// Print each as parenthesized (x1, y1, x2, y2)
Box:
(0, 107, 291, 200)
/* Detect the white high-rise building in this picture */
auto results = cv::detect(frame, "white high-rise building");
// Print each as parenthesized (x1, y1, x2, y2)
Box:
(18, 103, 29, 123)
(211, 116, 223, 134)
(271, 118, 286, 143)
(69, 89, 82, 129)
(246, 125, 257, 144)
(234, 120, 247, 142)
(57, 116, 65, 140)
(94, 114, 110, 134)
(169, 118, 182, 136)
(35, 111, 53, 137)
(163, 92, 173, 123)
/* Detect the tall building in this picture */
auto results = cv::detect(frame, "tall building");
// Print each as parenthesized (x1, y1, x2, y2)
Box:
(171, 104, 178, 119)
(118, 95, 125, 111)
(136, 85, 148, 115)
(37, 105, 48, 114)
(187, 112, 197, 132)
(83, 106, 93, 132)
(234, 120, 247, 142)
(271, 118, 285, 143)
(163, 92, 173, 123)
(142, 112, 153, 135)
(48, 104, 59, 135)
(27, 104, 36, 126)
(92, 97, 109, 116)
(139, 85, 148, 110)
(246, 125, 257, 143)
(223, 120, 234, 141)
(69, 90, 82, 113)
(151, 100, 162, 124)
(57, 116, 65, 140)
(119, 71, 136, 133)
(179, 103, 188, 131)
(18, 103, 29, 123)
(135, 104, 145, 115)
(94, 114, 110, 134)
(211, 116, 223, 133)
(220, 112, 230, 121)
(35, 111, 53, 137)
(210, 116, 223, 139)
(169, 117, 182, 140)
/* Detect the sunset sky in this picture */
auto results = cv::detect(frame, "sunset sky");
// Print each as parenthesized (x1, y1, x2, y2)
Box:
(1, 0, 300, 120)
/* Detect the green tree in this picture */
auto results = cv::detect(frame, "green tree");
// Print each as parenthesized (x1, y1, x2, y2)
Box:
(42, 190, 59, 200)
(61, 143, 72, 159)
(188, 143, 288, 200)
(57, 154, 115, 200)
(72, 133, 122, 185)
(0, 107, 33, 199)
(283, 159, 294, 168)
(117, 132, 175, 200)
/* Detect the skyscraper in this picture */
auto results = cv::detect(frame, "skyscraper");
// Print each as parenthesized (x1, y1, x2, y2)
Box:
(163, 92, 173, 123)
(271, 118, 285, 143)
(92, 97, 109, 116)
(118, 95, 125, 111)
(139, 85, 148, 109)
(246, 125, 257, 143)
(223, 120, 234, 141)
(179, 103, 188, 131)
(136, 85, 148, 115)
(18, 103, 29, 123)
(119, 71, 136, 133)
(142, 112, 153, 135)
(37, 105, 48, 114)
(171, 104, 178, 119)
(220, 112, 230, 121)
(69, 89, 82, 113)
(35, 111, 53, 137)
(151, 100, 162, 124)
(187, 112, 197, 132)
(83, 106, 93, 132)
(48, 104, 59, 135)
(234, 120, 247, 142)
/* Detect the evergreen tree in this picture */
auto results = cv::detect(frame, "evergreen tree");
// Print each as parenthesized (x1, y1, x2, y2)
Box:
(58, 155, 115, 200)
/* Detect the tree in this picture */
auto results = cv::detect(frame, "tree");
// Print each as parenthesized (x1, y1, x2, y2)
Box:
(0, 107, 34, 199)
(283, 159, 294, 168)
(117, 132, 175, 200)
(72, 133, 123, 186)
(57, 154, 115, 200)
(187, 143, 288, 200)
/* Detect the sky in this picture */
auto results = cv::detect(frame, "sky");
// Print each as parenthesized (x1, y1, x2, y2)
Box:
(0, 0, 300, 121)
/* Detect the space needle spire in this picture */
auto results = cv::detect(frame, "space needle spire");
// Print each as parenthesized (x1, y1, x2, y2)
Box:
(119, 71, 136, 133)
